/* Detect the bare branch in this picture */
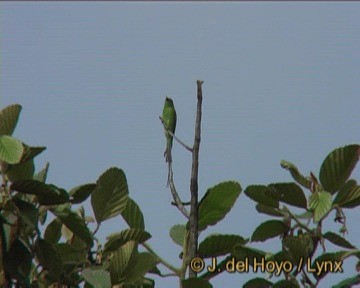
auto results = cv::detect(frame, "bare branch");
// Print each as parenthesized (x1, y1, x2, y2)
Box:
(159, 116, 193, 152)
(188, 80, 204, 278)
(168, 162, 190, 219)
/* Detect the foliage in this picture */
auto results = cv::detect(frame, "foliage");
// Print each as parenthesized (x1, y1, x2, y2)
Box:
(0, 103, 359, 288)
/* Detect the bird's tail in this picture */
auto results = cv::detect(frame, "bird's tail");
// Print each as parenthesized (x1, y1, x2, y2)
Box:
(164, 141, 172, 187)
(164, 141, 172, 163)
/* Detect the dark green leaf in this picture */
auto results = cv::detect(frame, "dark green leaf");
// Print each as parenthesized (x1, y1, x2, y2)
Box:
(198, 234, 247, 258)
(323, 231, 355, 249)
(198, 181, 242, 231)
(123, 252, 158, 284)
(6, 159, 35, 181)
(0, 104, 22, 135)
(54, 243, 87, 265)
(121, 198, 145, 229)
(308, 191, 333, 222)
(273, 279, 300, 288)
(4, 238, 32, 282)
(267, 183, 307, 209)
(251, 220, 289, 242)
(0, 135, 24, 164)
(11, 180, 69, 205)
(109, 241, 137, 285)
(44, 218, 62, 244)
(52, 206, 93, 247)
(104, 229, 151, 256)
(20, 145, 46, 162)
(319, 144, 360, 194)
(283, 234, 314, 265)
(243, 278, 273, 288)
(182, 278, 213, 288)
(169, 224, 186, 247)
(92, 167, 129, 223)
(35, 239, 62, 281)
(312, 251, 359, 280)
(333, 181, 360, 209)
(331, 275, 360, 288)
(13, 198, 39, 230)
(82, 268, 111, 288)
(255, 204, 284, 217)
(245, 185, 279, 208)
(33, 162, 50, 183)
(70, 183, 96, 204)
(232, 245, 267, 267)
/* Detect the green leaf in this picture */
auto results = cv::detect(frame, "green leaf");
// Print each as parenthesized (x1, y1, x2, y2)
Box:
(33, 162, 50, 183)
(181, 278, 213, 288)
(323, 232, 355, 249)
(109, 241, 137, 285)
(282, 234, 314, 265)
(123, 252, 158, 284)
(294, 210, 313, 220)
(333, 181, 360, 209)
(52, 206, 93, 247)
(273, 279, 300, 288)
(104, 229, 151, 256)
(198, 234, 247, 258)
(267, 183, 307, 209)
(232, 245, 267, 267)
(312, 250, 359, 280)
(44, 218, 62, 244)
(4, 238, 32, 282)
(255, 204, 284, 217)
(121, 198, 145, 229)
(308, 191, 333, 222)
(6, 159, 35, 181)
(251, 220, 289, 242)
(280, 160, 311, 189)
(35, 239, 63, 281)
(169, 224, 187, 247)
(243, 278, 273, 288)
(13, 198, 39, 230)
(0, 104, 22, 135)
(54, 243, 87, 265)
(331, 275, 360, 288)
(20, 145, 46, 162)
(10, 180, 69, 205)
(198, 181, 242, 231)
(0, 135, 24, 164)
(82, 268, 111, 288)
(92, 167, 129, 223)
(70, 183, 96, 204)
(319, 144, 360, 194)
(244, 185, 279, 208)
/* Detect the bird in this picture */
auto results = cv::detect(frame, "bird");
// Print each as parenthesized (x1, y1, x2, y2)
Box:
(162, 97, 177, 164)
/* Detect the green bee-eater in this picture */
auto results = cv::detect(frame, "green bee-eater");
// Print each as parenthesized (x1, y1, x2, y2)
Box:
(162, 97, 177, 164)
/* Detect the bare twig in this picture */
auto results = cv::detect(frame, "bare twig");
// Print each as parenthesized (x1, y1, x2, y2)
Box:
(142, 242, 180, 275)
(188, 80, 203, 278)
(159, 116, 193, 152)
(168, 163, 190, 219)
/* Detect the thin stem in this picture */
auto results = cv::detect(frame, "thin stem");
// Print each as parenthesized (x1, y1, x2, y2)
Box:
(142, 242, 180, 275)
(169, 163, 190, 219)
(93, 223, 100, 235)
(159, 117, 193, 152)
(283, 206, 312, 233)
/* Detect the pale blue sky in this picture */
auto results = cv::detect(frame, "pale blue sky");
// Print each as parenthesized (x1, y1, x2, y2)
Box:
(2, 3, 360, 288)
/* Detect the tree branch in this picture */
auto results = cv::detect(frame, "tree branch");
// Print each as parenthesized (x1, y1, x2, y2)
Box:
(142, 242, 180, 275)
(159, 117, 193, 152)
(168, 163, 190, 219)
(188, 80, 203, 278)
